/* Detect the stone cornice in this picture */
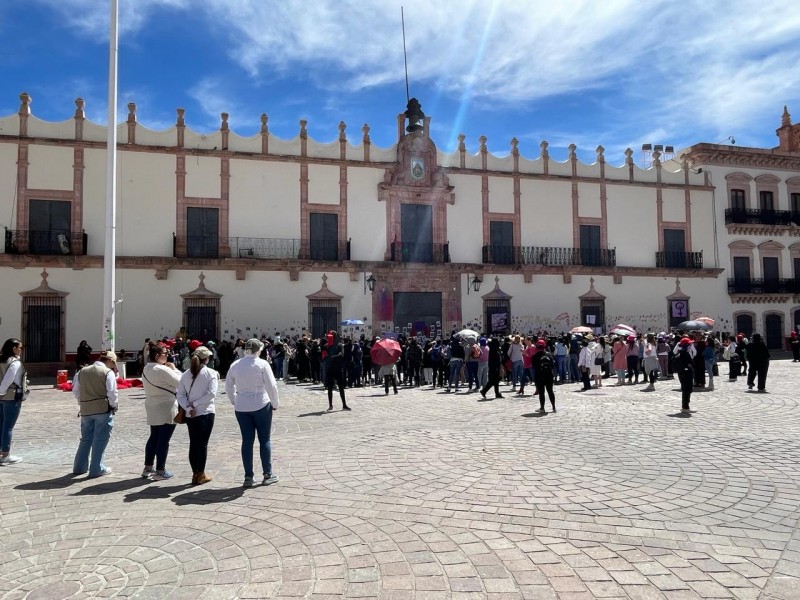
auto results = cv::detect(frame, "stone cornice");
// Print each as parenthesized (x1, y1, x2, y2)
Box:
(682, 143, 800, 171)
(726, 223, 800, 236)
(0, 254, 725, 280)
(729, 294, 792, 304)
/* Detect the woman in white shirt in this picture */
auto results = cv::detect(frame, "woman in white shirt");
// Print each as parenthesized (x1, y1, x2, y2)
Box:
(141, 344, 181, 480)
(177, 346, 218, 485)
(225, 338, 280, 487)
(0, 338, 27, 465)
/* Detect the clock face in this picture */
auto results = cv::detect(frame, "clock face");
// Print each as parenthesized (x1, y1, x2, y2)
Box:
(411, 157, 425, 181)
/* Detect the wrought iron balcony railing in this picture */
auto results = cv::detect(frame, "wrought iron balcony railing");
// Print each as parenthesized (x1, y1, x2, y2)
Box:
(4, 229, 88, 256)
(481, 245, 616, 267)
(655, 251, 703, 269)
(390, 242, 450, 263)
(725, 208, 797, 226)
(728, 278, 800, 294)
(173, 235, 351, 261)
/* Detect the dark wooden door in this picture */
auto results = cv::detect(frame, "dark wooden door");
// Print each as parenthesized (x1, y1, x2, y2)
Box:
(663, 229, 686, 268)
(490, 221, 514, 264)
(311, 306, 339, 339)
(393, 292, 441, 335)
(764, 314, 783, 350)
(25, 305, 61, 362)
(579, 224, 601, 265)
(763, 257, 779, 292)
(187, 207, 219, 258)
(310, 213, 339, 260)
(29, 199, 71, 254)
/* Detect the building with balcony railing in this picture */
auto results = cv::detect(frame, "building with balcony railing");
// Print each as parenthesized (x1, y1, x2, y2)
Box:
(11, 92, 800, 371)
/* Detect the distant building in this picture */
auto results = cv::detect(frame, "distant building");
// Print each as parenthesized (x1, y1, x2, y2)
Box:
(4, 93, 795, 373)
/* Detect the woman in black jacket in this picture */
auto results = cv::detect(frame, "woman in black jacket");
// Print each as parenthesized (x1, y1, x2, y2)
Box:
(676, 338, 695, 413)
(746, 333, 770, 392)
(480, 337, 504, 399)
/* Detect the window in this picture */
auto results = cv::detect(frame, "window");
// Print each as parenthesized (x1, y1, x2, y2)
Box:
(399, 204, 433, 262)
(663, 229, 687, 268)
(309, 213, 339, 261)
(580, 299, 605, 332)
(735, 314, 754, 337)
(763, 257, 780, 292)
(579, 224, 602, 266)
(730, 189, 746, 210)
(309, 303, 339, 338)
(760, 191, 775, 211)
(792, 193, 800, 224)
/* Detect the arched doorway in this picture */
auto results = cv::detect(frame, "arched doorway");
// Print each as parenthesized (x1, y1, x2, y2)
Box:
(735, 314, 754, 338)
(764, 313, 783, 350)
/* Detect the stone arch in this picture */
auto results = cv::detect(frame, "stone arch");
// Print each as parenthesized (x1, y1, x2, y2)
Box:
(762, 309, 785, 349)
(755, 174, 780, 210)
(725, 172, 752, 209)
(732, 310, 756, 337)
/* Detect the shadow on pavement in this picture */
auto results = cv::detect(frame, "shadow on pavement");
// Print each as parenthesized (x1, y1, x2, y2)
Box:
(522, 412, 548, 418)
(297, 410, 330, 417)
(72, 477, 152, 496)
(15, 474, 83, 491)
(667, 412, 692, 418)
(171, 486, 245, 505)
(123, 483, 193, 502)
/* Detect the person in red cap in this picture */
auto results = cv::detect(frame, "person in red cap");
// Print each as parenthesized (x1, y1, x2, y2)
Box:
(791, 331, 799, 362)
(188, 340, 202, 353)
(676, 337, 695, 413)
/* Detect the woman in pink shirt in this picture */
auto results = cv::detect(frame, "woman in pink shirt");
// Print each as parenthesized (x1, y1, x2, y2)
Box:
(611, 336, 627, 385)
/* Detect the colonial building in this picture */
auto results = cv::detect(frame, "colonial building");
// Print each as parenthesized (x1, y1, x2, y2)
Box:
(681, 106, 800, 351)
(9, 91, 793, 374)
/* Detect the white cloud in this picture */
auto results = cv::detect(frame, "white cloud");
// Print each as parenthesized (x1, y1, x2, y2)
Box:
(30, 0, 189, 37)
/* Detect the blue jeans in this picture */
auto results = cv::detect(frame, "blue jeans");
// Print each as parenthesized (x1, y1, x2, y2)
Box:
(555, 355, 566, 382)
(74, 412, 114, 476)
(512, 361, 524, 387)
(235, 405, 274, 478)
(466, 361, 479, 388)
(144, 423, 176, 471)
(272, 356, 284, 379)
(569, 354, 580, 381)
(448, 359, 464, 389)
(0, 400, 22, 453)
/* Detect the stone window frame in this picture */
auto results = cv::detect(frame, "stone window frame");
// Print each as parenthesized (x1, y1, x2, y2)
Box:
(725, 172, 752, 209)
(19, 270, 68, 364)
(732, 310, 756, 336)
(755, 174, 780, 211)
(729, 240, 755, 279)
(758, 240, 785, 280)
(175, 155, 231, 258)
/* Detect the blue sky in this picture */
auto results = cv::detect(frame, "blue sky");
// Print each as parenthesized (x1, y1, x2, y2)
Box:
(1, 1, 799, 163)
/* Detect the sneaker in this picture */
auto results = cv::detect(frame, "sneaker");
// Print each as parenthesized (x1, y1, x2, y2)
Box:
(243, 476, 256, 487)
(537, 407, 546, 414)
(681, 408, 691, 413)
(262, 474, 279, 486)
(551, 406, 557, 413)
(152, 470, 174, 481)
(141, 467, 156, 479)
(326, 406, 334, 412)
(88, 467, 112, 478)
(0, 455, 22, 465)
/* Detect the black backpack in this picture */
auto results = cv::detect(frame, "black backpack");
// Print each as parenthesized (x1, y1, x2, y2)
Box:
(538, 352, 554, 375)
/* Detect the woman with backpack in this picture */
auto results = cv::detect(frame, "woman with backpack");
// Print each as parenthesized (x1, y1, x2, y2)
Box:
(532, 340, 556, 413)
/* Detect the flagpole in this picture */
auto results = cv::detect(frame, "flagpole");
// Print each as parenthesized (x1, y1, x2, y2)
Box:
(102, 0, 118, 350)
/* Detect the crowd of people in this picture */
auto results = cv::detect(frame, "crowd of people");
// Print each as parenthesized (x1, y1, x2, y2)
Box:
(0, 324, 797, 483)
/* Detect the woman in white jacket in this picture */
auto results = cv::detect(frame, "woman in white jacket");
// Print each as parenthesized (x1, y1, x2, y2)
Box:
(141, 344, 181, 480)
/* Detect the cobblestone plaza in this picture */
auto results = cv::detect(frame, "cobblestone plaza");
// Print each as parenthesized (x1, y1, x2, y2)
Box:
(2, 363, 799, 599)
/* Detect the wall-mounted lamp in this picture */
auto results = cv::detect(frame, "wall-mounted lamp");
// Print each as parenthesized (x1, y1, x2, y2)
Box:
(719, 136, 735, 145)
(467, 274, 482, 294)
(364, 273, 376, 294)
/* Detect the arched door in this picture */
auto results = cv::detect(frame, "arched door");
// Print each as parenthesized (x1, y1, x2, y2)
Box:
(735, 314, 753, 337)
(764, 314, 783, 350)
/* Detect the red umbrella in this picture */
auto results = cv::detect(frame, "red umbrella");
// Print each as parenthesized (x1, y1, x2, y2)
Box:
(370, 338, 402, 366)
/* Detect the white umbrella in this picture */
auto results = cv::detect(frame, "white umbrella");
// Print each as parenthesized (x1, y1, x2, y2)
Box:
(457, 328, 479, 341)
(569, 326, 593, 334)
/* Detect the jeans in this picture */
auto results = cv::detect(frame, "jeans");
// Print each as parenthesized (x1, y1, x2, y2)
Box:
(73, 412, 114, 476)
(384, 375, 398, 394)
(186, 413, 215, 473)
(466, 361, 479, 389)
(705, 358, 715, 387)
(555, 355, 566, 382)
(447, 359, 464, 390)
(144, 423, 176, 471)
(477, 362, 488, 389)
(569, 354, 580, 381)
(511, 361, 524, 387)
(235, 405, 273, 478)
(0, 400, 22, 453)
(272, 356, 284, 379)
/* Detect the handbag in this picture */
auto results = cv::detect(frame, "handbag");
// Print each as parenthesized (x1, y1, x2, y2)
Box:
(594, 355, 604, 366)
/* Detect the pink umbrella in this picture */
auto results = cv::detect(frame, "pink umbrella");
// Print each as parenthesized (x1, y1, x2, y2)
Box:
(370, 338, 402, 366)
(696, 317, 715, 326)
(569, 326, 593, 334)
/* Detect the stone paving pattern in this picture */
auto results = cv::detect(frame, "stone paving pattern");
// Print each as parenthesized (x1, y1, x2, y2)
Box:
(2, 361, 800, 599)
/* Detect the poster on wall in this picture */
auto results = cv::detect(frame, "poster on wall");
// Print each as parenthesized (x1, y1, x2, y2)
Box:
(671, 300, 688, 319)
(491, 312, 508, 332)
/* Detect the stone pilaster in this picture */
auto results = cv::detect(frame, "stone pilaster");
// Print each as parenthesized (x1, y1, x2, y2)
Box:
(126, 103, 137, 144)
(74, 98, 85, 141)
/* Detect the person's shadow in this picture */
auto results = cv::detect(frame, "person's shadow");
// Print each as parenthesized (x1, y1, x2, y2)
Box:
(15, 474, 83, 491)
(72, 477, 152, 496)
(123, 483, 193, 503)
(297, 410, 330, 417)
(522, 411, 548, 418)
(668, 411, 693, 418)
(171, 486, 245, 505)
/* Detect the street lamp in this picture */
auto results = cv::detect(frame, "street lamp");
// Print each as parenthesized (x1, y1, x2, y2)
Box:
(364, 273, 376, 294)
(467, 274, 482, 294)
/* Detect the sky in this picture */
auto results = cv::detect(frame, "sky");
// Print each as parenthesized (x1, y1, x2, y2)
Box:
(1, 1, 799, 164)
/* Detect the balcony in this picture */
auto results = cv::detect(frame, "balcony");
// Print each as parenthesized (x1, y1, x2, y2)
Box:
(173, 236, 351, 261)
(656, 251, 703, 269)
(389, 242, 450, 263)
(728, 278, 800, 295)
(4, 229, 88, 255)
(724, 208, 798, 226)
(481, 245, 616, 267)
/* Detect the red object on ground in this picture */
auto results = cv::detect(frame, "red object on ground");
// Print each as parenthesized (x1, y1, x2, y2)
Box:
(370, 339, 402, 366)
(58, 378, 142, 392)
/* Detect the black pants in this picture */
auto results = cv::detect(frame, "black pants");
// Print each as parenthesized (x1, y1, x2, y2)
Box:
(144, 423, 176, 471)
(626, 356, 638, 382)
(580, 367, 591, 390)
(186, 413, 214, 473)
(384, 375, 398, 394)
(325, 367, 347, 407)
(678, 369, 693, 410)
(434, 363, 447, 387)
(481, 368, 502, 397)
(747, 363, 769, 390)
(407, 363, 421, 386)
(536, 376, 555, 408)
(728, 357, 741, 380)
